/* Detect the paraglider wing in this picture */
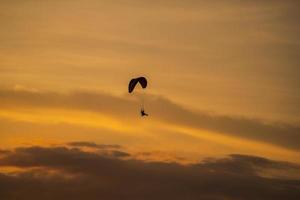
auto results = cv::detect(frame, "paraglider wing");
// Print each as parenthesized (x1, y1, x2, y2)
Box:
(138, 77, 147, 89)
(128, 78, 138, 93)
(128, 77, 147, 93)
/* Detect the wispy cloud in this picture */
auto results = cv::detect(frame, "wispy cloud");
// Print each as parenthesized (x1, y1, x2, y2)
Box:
(1, 89, 299, 152)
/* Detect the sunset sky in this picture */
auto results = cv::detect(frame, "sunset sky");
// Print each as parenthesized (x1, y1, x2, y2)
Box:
(1, 1, 300, 199)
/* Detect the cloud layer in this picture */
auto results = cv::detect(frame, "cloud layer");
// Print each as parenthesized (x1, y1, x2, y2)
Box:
(0, 144, 299, 200)
(1, 89, 299, 151)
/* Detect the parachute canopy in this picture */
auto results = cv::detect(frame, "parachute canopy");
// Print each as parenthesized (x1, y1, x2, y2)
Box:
(128, 77, 147, 93)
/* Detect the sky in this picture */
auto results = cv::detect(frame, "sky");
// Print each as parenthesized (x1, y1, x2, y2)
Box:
(0, 0, 300, 199)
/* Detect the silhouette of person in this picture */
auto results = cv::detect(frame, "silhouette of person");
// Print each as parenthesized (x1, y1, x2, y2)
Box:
(141, 109, 148, 117)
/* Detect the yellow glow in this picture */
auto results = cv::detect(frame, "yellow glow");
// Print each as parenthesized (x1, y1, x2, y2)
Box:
(0, 108, 138, 133)
(0, 106, 299, 164)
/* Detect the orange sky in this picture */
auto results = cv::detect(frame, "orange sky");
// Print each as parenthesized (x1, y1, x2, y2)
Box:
(0, 0, 300, 165)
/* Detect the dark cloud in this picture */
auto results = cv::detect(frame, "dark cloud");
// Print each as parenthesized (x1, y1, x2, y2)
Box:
(109, 150, 130, 158)
(200, 154, 300, 177)
(0, 145, 299, 200)
(67, 142, 129, 157)
(67, 141, 122, 149)
(1, 89, 299, 151)
(0, 150, 10, 156)
(0, 150, 10, 154)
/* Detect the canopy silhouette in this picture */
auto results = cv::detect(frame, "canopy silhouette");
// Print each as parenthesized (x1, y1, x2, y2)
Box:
(128, 76, 149, 116)
(128, 77, 147, 93)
